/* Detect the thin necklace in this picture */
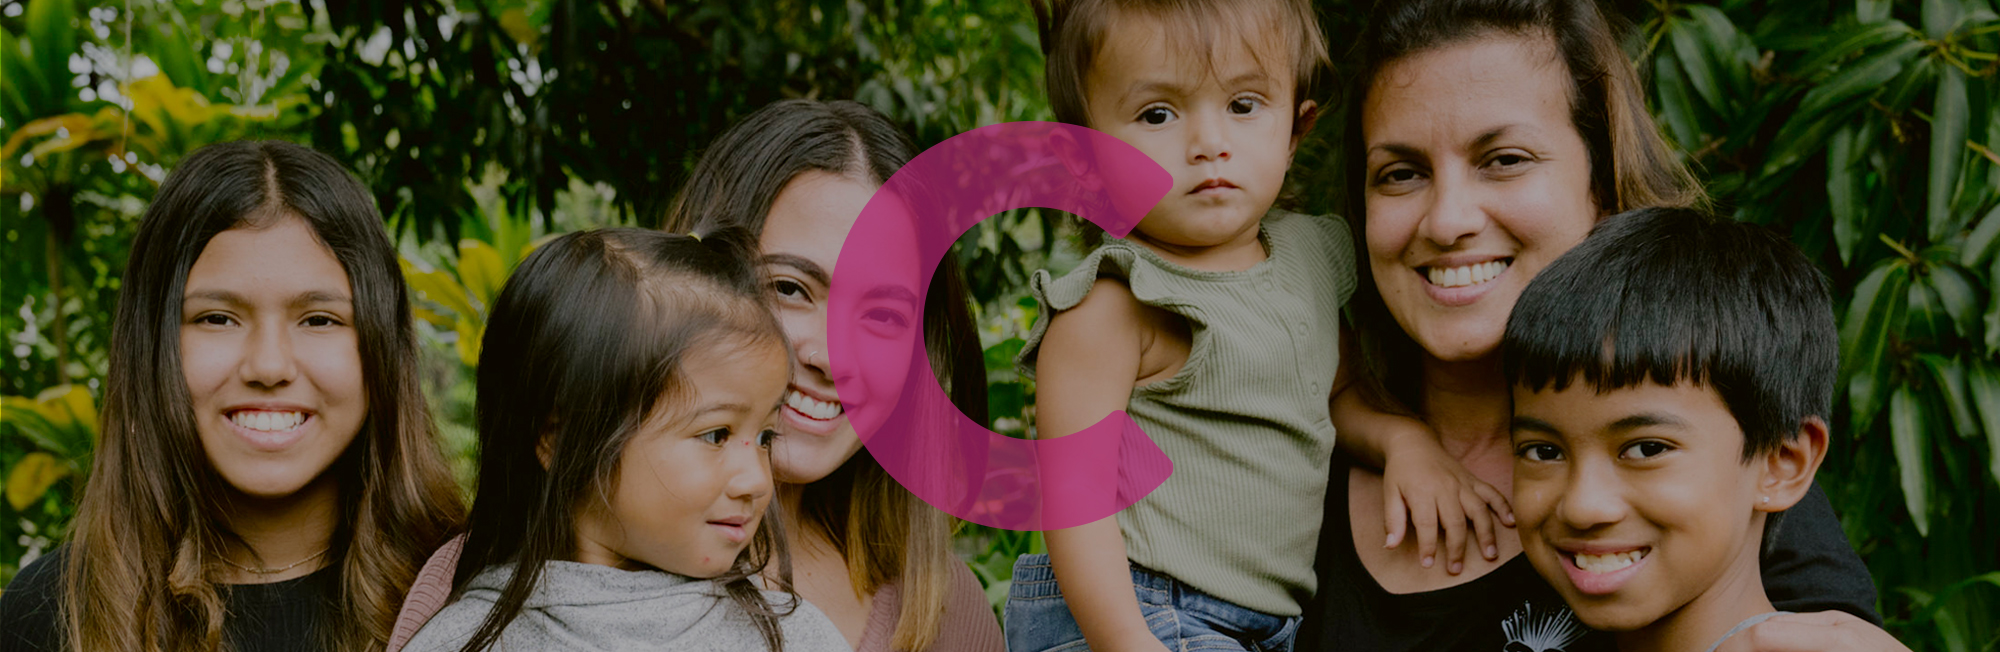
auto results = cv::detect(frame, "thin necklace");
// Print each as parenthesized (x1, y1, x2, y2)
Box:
(221, 548, 329, 576)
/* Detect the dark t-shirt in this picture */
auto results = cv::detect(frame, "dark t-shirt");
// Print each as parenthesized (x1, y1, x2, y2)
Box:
(0, 545, 334, 652)
(1299, 454, 1881, 652)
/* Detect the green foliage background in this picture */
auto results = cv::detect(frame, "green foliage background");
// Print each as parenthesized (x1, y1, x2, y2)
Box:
(2, 0, 1997, 647)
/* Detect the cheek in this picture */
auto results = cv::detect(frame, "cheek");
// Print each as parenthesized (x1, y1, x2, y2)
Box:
(300, 334, 367, 405)
(178, 332, 233, 403)
(1364, 201, 1422, 266)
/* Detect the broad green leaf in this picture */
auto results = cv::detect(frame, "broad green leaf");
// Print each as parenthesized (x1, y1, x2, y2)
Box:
(24, 0, 76, 116)
(1916, 354, 1978, 437)
(1888, 386, 1931, 536)
(5, 452, 68, 511)
(1799, 38, 1925, 119)
(1922, 0, 1965, 39)
(1830, 124, 1869, 264)
(1987, 257, 2000, 354)
(36, 384, 95, 438)
(1926, 264, 1982, 339)
(1859, 0, 1893, 23)
(1667, 17, 1728, 115)
(1908, 276, 1949, 343)
(1768, 39, 1926, 174)
(1655, 53, 1705, 151)
(1929, 66, 1970, 241)
(412, 306, 455, 330)
(1969, 361, 2000, 486)
(1796, 20, 1914, 79)
(1959, 203, 2000, 267)
(1686, 5, 1756, 103)
(0, 28, 50, 124)
(1843, 259, 1910, 433)
(457, 239, 506, 310)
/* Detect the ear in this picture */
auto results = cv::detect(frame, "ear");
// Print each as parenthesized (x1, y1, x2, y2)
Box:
(1290, 100, 1321, 155)
(536, 428, 557, 471)
(1049, 127, 1104, 192)
(1756, 416, 1829, 513)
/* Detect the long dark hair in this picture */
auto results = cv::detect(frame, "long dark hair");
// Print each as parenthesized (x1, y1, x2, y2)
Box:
(452, 227, 794, 652)
(66, 139, 464, 651)
(1343, 0, 1706, 413)
(661, 98, 986, 651)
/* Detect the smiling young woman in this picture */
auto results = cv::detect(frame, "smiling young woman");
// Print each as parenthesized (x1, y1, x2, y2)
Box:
(0, 140, 463, 652)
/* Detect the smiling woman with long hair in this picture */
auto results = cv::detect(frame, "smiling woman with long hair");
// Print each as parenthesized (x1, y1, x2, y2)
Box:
(0, 140, 464, 652)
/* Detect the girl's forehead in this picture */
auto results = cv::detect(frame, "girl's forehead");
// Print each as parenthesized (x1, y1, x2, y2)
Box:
(1088, 13, 1296, 101)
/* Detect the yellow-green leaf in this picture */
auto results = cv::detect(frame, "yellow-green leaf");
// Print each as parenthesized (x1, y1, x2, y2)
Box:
(455, 316, 484, 368)
(5, 451, 68, 511)
(401, 259, 477, 319)
(457, 239, 506, 310)
(37, 384, 96, 437)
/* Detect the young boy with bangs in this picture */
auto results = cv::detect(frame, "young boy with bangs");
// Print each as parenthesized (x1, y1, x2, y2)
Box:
(1503, 207, 1908, 652)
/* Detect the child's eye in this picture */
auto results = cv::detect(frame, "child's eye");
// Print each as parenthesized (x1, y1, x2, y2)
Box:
(700, 427, 730, 446)
(1517, 443, 1564, 462)
(1620, 440, 1673, 460)
(1138, 106, 1176, 125)
(757, 429, 778, 448)
(1228, 96, 1263, 115)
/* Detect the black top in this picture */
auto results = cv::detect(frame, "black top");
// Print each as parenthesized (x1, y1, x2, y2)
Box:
(0, 545, 335, 652)
(1300, 454, 1881, 652)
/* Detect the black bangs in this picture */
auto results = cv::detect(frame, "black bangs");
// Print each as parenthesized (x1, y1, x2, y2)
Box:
(1502, 207, 1837, 459)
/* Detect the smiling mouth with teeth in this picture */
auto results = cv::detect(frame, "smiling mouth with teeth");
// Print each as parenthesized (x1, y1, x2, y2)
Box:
(785, 389, 844, 421)
(1424, 259, 1512, 288)
(1569, 548, 1650, 573)
(230, 410, 308, 432)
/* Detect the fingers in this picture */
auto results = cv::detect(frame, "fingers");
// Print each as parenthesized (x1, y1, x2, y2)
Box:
(1471, 478, 1514, 528)
(1462, 489, 1498, 561)
(1439, 494, 1468, 574)
(1384, 484, 1407, 549)
(1412, 496, 1439, 569)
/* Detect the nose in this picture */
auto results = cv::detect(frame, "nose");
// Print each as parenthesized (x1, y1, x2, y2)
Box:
(784, 306, 829, 379)
(240, 319, 297, 389)
(1556, 458, 1629, 531)
(1187, 110, 1232, 165)
(724, 437, 774, 503)
(1419, 165, 1487, 248)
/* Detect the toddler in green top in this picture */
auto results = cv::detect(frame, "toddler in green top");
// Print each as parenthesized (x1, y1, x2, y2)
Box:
(1004, 1, 1512, 650)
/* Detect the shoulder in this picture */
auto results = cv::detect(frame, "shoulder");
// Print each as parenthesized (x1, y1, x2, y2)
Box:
(1, 545, 68, 652)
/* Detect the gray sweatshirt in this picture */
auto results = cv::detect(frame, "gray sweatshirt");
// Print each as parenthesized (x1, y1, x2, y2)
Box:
(401, 561, 851, 652)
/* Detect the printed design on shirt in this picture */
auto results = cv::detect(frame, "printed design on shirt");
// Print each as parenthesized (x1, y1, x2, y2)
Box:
(1500, 601, 1587, 652)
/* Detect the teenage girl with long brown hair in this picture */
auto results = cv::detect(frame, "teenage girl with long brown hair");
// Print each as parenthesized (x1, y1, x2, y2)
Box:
(0, 140, 464, 652)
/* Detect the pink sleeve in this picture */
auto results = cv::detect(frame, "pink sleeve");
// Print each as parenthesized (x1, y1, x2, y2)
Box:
(386, 534, 466, 652)
(931, 562, 1004, 652)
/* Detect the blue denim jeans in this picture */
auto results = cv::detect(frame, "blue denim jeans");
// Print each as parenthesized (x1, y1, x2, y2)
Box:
(1003, 553, 1300, 652)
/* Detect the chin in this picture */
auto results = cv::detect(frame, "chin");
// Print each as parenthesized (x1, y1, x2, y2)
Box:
(213, 465, 321, 499)
(1563, 599, 1663, 633)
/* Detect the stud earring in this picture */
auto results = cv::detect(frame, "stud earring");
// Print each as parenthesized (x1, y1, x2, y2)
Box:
(1760, 496, 1770, 504)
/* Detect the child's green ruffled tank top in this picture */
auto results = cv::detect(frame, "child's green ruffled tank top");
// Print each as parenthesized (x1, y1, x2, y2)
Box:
(1016, 208, 1358, 617)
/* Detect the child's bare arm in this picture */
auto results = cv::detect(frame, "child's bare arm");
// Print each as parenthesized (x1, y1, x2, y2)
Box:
(1037, 278, 1170, 652)
(1330, 322, 1513, 574)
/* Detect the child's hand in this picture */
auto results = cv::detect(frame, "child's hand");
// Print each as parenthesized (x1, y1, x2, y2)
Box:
(1381, 429, 1514, 574)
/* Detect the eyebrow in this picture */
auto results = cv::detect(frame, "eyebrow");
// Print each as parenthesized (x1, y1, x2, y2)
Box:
(1120, 71, 1272, 106)
(1366, 125, 1524, 163)
(864, 284, 921, 306)
(1607, 412, 1689, 433)
(184, 289, 352, 309)
(763, 254, 829, 286)
(1511, 416, 1562, 436)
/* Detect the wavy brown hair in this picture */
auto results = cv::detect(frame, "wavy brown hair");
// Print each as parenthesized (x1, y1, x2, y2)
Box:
(1343, 0, 1708, 413)
(63, 140, 464, 651)
(452, 227, 795, 652)
(663, 99, 988, 652)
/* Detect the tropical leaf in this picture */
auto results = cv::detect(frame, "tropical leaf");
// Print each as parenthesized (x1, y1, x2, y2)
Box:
(1888, 386, 1931, 536)
(1930, 65, 1971, 241)
(4, 452, 68, 512)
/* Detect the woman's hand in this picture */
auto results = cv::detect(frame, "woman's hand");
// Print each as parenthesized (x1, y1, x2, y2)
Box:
(1381, 427, 1514, 574)
(1716, 611, 1912, 652)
